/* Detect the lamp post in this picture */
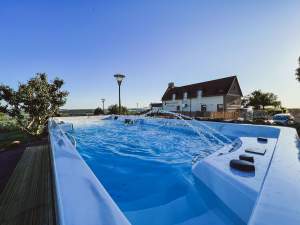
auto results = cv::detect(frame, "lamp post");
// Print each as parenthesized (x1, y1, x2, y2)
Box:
(114, 73, 125, 114)
(101, 98, 105, 114)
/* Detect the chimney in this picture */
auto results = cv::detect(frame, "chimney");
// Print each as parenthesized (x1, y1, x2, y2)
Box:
(168, 82, 175, 89)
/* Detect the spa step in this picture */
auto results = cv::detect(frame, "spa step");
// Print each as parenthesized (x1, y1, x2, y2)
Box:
(124, 193, 207, 225)
(124, 188, 242, 225)
(177, 209, 239, 225)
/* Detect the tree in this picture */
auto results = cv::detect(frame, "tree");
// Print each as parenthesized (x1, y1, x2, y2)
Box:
(107, 104, 128, 115)
(296, 56, 300, 82)
(0, 73, 68, 136)
(94, 107, 104, 115)
(241, 96, 250, 108)
(241, 90, 281, 109)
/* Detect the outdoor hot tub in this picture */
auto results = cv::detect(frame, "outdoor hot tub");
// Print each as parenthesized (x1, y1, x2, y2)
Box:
(48, 116, 300, 225)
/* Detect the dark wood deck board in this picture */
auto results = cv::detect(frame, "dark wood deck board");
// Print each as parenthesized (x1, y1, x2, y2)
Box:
(0, 145, 55, 225)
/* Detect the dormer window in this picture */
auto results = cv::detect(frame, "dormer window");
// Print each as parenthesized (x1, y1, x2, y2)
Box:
(198, 90, 202, 98)
(184, 92, 188, 100)
(172, 93, 176, 101)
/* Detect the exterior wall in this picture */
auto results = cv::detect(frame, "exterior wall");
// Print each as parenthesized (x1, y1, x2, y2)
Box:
(162, 96, 224, 112)
(228, 78, 242, 96)
(225, 78, 242, 111)
(224, 94, 242, 111)
(162, 100, 182, 112)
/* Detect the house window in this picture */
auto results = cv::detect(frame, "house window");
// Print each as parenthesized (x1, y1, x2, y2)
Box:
(201, 104, 207, 112)
(172, 93, 176, 101)
(176, 105, 180, 111)
(217, 104, 224, 112)
(198, 90, 202, 98)
(184, 92, 188, 100)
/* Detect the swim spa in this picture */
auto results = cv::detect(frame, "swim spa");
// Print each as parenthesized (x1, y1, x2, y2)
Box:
(49, 116, 300, 225)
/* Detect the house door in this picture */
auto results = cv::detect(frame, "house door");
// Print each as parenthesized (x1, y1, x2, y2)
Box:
(201, 104, 207, 112)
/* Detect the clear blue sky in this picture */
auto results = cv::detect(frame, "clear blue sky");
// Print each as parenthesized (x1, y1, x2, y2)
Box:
(1, 0, 300, 109)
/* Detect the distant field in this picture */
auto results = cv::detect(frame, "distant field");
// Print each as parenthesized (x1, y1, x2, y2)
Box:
(59, 109, 94, 116)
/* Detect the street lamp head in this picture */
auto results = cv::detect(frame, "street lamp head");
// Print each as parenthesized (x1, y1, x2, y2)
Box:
(114, 73, 125, 85)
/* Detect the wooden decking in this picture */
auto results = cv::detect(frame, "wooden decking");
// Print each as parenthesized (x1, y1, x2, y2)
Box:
(0, 145, 56, 225)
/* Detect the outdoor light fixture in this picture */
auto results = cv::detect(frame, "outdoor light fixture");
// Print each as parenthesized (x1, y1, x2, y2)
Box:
(114, 73, 126, 114)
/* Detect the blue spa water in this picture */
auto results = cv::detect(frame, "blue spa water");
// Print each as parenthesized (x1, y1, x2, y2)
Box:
(69, 119, 245, 225)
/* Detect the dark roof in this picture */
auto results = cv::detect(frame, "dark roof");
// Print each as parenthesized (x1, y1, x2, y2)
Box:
(162, 76, 240, 101)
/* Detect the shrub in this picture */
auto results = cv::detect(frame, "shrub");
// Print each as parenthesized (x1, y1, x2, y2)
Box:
(108, 104, 128, 115)
(94, 107, 104, 115)
(265, 108, 287, 116)
(0, 73, 68, 136)
(0, 114, 18, 132)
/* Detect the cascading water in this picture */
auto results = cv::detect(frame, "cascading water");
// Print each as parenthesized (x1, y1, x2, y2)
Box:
(156, 110, 232, 145)
(141, 109, 240, 163)
(160, 110, 215, 147)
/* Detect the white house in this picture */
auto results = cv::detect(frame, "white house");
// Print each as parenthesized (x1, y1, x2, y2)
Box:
(161, 76, 242, 114)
